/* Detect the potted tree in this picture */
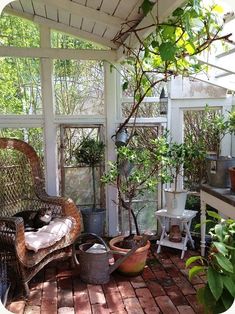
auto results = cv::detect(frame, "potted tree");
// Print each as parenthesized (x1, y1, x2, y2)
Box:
(186, 211, 235, 313)
(205, 109, 235, 188)
(101, 0, 229, 275)
(164, 139, 206, 215)
(164, 141, 189, 215)
(74, 137, 105, 235)
(102, 136, 169, 275)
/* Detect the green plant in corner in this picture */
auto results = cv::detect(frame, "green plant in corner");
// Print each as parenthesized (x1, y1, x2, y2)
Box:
(186, 211, 235, 314)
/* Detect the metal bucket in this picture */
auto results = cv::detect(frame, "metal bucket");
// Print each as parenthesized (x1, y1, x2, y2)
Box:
(73, 233, 149, 285)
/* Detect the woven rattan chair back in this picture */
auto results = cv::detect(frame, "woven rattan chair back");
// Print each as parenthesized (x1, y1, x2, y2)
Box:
(0, 138, 82, 298)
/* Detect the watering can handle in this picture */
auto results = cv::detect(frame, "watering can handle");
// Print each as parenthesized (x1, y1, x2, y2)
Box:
(73, 232, 109, 251)
(72, 233, 109, 266)
(109, 234, 150, 275)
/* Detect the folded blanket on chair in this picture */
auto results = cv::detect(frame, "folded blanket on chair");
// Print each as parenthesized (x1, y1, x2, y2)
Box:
(25, 217, 75, 252)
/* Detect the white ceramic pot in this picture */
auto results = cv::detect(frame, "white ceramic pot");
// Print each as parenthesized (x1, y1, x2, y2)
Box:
(164, 189, 187, 216)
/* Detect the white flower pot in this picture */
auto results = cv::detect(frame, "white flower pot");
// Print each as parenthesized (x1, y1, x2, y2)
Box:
(164, 189, 187, 216)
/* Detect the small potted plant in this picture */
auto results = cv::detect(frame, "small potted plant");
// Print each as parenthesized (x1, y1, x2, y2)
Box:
(205, 109, 235, 188)
(74, 137, 105, 235)
(186, 211, 235, 313)
(102, 135, 169, 276)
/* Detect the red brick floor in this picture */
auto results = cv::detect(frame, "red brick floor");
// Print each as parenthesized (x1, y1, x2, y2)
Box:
(7, 245, 205, 314)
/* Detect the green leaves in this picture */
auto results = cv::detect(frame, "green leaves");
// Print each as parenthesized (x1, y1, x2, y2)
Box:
(159, 42, 177, 61)
(208, 266, 223, 300)
(74, 138, 105, 166)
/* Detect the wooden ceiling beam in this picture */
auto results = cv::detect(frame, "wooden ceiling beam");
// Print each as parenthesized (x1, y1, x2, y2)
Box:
(0, 46, 118, 61)
(4, 7, 118, 49)
(35, 0, 125, 29)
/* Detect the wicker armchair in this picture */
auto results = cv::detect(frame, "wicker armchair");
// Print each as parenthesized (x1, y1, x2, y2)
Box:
(0, 138, 82, 297)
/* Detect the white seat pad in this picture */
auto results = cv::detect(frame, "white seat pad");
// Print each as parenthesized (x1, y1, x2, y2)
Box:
(25, 217, 74, 252)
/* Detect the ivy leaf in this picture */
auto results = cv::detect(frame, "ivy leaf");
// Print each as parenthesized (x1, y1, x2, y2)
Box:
(215, 253, 233, 273)
(141, 0, 155, 16)
(208, 266, 223, 300)
(159, 42, 176, 61)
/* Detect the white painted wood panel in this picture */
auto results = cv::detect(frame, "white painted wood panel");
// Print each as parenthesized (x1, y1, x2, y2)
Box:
(101, 0, 119, 15)
(92, 24, 107, 37)
(115, 0, 140, 20)
(125, 0, 143, 21)
(82, 18, 95, 33)
(34, 15, 117, 49)
(70, 14, 82, 29)
(45, 4, 58, 21)
(0, 46, 117, 61)
(20, 0, 34, 15)
(103, 28, 118, 43)
(58, 9, 70, 25)
(72, 0, 86, 5)
(86, 0, 102, 11)
(32, 0, 46, 17)
(9, 1, 23, 12)
(36, 0, 124, 29)
(40, 24, 59, 195)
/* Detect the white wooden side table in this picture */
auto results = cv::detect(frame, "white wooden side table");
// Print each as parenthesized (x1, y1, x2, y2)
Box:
(155, 209, 197, 259)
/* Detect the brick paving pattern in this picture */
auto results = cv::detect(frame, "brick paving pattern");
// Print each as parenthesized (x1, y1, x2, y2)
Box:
(7, 245, 205, 314)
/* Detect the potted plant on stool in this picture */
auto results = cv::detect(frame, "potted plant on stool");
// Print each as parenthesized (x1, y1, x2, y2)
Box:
(74, 137, 105, 235)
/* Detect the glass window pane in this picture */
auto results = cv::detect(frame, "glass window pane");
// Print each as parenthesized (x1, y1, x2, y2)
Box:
(54, 60, 104, 115)
(0, 58, 42, 114)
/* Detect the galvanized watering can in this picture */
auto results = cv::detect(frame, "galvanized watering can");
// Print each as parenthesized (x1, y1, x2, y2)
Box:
(111, 129, 129, 147)
(72, 233, 148, 284)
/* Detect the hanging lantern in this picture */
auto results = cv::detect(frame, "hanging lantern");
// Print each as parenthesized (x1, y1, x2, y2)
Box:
(159, 88, 168, 115)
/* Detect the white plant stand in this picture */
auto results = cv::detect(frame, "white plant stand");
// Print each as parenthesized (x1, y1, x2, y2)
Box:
(156, 209, 197, 259)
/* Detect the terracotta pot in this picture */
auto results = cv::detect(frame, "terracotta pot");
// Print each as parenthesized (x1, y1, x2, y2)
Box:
(229, 167, 235, 192)
(109, 235, 150, 276)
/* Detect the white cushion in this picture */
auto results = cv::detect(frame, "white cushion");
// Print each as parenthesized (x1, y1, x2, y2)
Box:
(25, 217, 74, 252)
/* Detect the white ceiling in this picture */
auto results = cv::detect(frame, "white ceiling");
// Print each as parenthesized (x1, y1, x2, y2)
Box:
(3, 0, 184, 51)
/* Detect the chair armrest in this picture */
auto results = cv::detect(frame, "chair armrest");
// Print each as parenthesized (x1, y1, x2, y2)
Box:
(0, 217, 27, 265)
